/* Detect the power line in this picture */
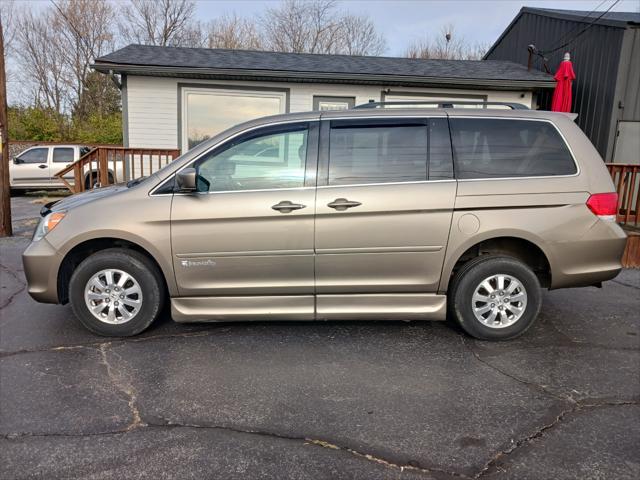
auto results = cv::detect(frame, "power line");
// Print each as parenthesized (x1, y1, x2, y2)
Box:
(542, 0, 609, 53)
(540, 0, 621, 55)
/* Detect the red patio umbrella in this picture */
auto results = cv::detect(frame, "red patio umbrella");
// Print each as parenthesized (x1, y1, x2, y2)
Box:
(551, 52, 576, 112)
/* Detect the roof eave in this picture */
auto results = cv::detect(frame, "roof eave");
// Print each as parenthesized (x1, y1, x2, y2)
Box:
(521, 7, 638, 28)
(92, 63, 555, 90)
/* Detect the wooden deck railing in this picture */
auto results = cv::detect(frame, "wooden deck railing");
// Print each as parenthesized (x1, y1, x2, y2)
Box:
(606, 163, 640, 227)
(54, 147, 181, 193)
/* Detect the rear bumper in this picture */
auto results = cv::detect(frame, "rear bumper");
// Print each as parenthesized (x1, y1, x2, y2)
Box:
(549, 219, 627, 289)
(22, 238, 62, 304)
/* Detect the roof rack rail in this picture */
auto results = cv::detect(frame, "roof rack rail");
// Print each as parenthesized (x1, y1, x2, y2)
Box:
(352, 101, 530, 110)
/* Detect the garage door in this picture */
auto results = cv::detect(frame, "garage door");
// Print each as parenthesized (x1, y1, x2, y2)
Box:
(182, 87, 286, 151)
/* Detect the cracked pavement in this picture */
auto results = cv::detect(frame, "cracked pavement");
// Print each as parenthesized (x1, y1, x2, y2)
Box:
(1, 196, 639, 479)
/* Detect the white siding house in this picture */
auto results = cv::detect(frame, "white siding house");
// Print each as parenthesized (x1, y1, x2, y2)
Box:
(94, 45, 555, 153)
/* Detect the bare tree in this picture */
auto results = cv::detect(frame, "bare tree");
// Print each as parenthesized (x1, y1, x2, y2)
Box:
(119, 0, 197, 47)
(262, 0, 385, 56)
(262, 0, 338, 54)
(202, 13, 263, 50)
(406, 24, 487, 60)
(1, 0, 20, 105)
(337, 14, 386, 56)
(15, 9, 66, 113)
(0, 0, 16, 55)
(465, 41, 490, 61)
(51, 0, 117, 117)
(13, 0, 119, 131)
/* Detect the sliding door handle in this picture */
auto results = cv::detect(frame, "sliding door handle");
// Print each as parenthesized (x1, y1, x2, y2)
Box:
(272, 200, 306, 213)
(327, 198, 362, 211)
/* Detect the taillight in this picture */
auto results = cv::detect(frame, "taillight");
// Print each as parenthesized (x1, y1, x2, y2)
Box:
(586, 193, 618, 221)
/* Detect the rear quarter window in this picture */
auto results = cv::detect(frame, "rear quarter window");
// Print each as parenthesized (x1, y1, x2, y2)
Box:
(449, 118, 577, 179)
(53, 147, 75, 163)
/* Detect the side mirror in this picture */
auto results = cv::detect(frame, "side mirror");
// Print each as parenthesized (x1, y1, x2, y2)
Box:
(13, 157, 23, 164)
(176, 168, 197, 192)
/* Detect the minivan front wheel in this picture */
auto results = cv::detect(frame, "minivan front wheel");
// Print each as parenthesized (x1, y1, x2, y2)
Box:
(450, 256, 542, 340)
(69, 248, 165, 336)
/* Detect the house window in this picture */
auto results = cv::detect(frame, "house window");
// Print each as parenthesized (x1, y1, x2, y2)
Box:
(313, 96, 355, 111)
(182, 87, 287, 151)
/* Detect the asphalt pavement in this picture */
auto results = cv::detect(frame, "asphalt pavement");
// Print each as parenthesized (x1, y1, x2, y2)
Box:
(1, 196, 639, 479)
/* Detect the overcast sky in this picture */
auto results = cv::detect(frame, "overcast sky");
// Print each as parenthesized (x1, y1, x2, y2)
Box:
(15, 0, 640, 56)
(196, 0, 640, 55)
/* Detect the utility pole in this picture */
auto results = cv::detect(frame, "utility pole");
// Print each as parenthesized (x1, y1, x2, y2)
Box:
(0, 19, 12, 237)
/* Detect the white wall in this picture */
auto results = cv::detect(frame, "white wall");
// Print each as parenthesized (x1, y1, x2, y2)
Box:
(125, 75, 534, 150)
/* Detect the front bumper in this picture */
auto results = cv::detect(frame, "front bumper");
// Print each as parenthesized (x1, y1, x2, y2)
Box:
(22, 238, 63, 304)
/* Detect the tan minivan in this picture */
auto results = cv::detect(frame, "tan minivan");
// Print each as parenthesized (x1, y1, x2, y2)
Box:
(22, 104, 627, 340)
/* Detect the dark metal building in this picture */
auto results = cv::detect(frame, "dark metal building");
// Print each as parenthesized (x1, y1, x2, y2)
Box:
(485, 7, 640, 163)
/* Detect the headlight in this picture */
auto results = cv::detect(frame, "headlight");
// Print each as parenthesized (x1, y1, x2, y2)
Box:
(33, 212, 66, 242)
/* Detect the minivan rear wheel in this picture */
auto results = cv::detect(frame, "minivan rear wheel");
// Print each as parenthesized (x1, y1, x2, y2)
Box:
(69, 248, 164, 336)
(450, 256, 542, 340)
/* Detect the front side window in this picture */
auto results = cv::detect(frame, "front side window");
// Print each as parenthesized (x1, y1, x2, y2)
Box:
(450, 118, 576, 179)
(194, 123, 309, 192)
(328, 121, 428, 186)
(17, 148, 48, 164)
(53, 148, 74, 163)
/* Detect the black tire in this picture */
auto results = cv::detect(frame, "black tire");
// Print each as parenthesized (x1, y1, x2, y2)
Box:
(85, 173, 97, 190)
(69, 248, 165, 336)
(450, 255, 542, 341)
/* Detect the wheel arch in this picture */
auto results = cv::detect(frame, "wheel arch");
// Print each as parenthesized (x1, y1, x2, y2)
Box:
(440, 232, 553, 294)
(57, 236, 174, 304)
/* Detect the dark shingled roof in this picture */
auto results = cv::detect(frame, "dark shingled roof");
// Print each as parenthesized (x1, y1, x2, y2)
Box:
(93, 44, 554, 89)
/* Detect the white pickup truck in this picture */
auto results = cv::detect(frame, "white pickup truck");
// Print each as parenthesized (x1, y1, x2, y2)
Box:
(10, 144, 125, 191)
(10, 145, 92, 191)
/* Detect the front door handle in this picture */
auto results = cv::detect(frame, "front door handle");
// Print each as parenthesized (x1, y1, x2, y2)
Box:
(327, 198, 362, 211)
(38, 164, 47, 169)
(272, 200, 306, 213)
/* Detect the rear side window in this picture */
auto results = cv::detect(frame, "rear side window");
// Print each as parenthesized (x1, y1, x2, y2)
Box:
(328, 121, 427, 186)
(53, 148, 74, 163)
(449, 118, 576, 179)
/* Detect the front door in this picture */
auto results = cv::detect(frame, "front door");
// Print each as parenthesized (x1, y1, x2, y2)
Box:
(10, 147, 50, 187)
(314, 116, 457, 295)
(171, 121, 319, 299)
